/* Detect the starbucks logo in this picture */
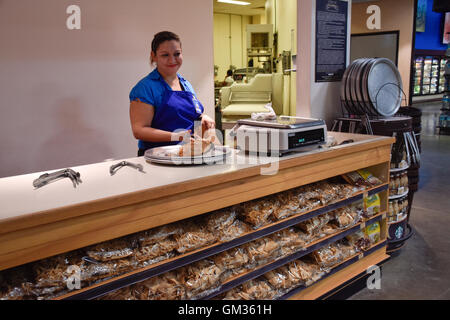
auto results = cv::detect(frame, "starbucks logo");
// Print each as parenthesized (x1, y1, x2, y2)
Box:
(395, 226, 404, 239)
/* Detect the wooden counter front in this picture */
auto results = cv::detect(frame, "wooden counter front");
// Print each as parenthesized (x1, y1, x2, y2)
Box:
(0, 132, 395, 271)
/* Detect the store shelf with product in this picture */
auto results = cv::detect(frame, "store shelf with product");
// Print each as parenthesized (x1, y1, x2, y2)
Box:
(413, 53, 448, 97)
(0, 132, 394, 300)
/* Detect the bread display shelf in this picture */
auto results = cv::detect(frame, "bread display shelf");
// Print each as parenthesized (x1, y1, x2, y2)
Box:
(0, 132, 394, 300)
(59, 184, 388, 300)
(201, 212, 386, 300)
(280, 244, 388, 300)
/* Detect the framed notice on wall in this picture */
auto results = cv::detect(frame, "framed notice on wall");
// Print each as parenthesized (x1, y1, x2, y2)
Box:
(315, 0, 348, 82)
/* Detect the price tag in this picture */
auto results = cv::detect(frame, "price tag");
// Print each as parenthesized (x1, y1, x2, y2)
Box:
(360, 222, 366, 229)
(358, 253, 364, 260)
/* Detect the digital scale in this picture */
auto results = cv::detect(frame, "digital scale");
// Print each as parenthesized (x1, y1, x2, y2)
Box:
(233, 116, 327, 156)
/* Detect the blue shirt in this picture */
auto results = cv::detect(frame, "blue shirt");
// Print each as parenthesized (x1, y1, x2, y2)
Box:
(129, 69, 201, 151)
(129, 68, 197, 107)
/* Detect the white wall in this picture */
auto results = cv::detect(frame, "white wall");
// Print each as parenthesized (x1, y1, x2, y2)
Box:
(213, 13, 251, 81)
(0, 0, 214, 178)
(296, 0, 351, 126)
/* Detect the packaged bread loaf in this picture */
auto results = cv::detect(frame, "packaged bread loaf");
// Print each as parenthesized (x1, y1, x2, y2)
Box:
(269, 227, 309, 257)
(263, 266, 293, 291)
(134, 238, 178, 263)
(174, 223, 217, 254)
(240, 198, 275, 228)
(342, 169, 382, 187)
(132, 271, 186, 300)
(346, 230, 370, 251)
(182, 259, 223, 299)
(365, 222, 381, 245)
(272, 191, 299, 220)
(332, 206, 361, 228)
(217, 219, 252, 242)
(32, 251, 86, 299)
(223, 279, 276, 300)
(338, 240, 358, 260)
(86, 238, 136, 262)
(364, 194, 381, 217)
(297, 212, 332, 236)
(243, 237, 281, 267)
(81, 258, 138, 284)
(312, 243, 342, 269)
(204, 207, 238, 233)
(213, 246, 249, 272)
(137, 223, 184, 247)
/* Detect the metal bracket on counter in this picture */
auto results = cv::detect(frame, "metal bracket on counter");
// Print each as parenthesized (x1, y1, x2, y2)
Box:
(33, 168, 82, 189)
(109, 161, 145, 176)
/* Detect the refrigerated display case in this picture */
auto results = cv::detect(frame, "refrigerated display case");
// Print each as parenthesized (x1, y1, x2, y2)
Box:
(413, 55, 448, 96)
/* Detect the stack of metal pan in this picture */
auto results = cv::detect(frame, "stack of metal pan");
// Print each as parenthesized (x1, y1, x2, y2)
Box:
(341, 57, 403, 117)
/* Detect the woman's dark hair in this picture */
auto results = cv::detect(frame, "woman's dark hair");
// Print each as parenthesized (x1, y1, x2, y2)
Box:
(151, 31, 181, 55)
(227, 69, 233, 77)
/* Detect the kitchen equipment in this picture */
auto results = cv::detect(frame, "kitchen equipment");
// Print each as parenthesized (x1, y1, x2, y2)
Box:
(232, 116, 327, 156)
(144, 145, 232, 165)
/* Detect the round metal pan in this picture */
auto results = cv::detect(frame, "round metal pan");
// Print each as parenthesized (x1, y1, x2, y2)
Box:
(144, 145, 232, 165)
(346, 59, 365, 115)
(367, 58, 403, 117)
(361, 58, 378, 116)
(350, 58, 370, 115)
(340, 61, 355, 115)
(355, 58, 376, 116)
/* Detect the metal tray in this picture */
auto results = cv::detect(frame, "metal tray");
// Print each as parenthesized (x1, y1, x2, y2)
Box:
(144, 145, 232, 165)
(366, 58, 403, 117)
(349, 58, 368, 115)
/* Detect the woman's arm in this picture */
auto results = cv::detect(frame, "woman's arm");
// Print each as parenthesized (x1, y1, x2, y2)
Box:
(130, 100, 188, 142)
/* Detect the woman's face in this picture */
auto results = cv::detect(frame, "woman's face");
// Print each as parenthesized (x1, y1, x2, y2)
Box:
(151, 40, 183, 78)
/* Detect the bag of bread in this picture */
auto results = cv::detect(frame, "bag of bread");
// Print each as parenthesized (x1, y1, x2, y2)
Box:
(312, 243, 342, 269)
(174, 223, 217, 254)
(217, 219, 252, 242)
(182, 260, 223, 299)
(242, 237, 281, 268)
(365, 222, 381, 245)
(137, 223, 183, 247)
(364, 194, 381, 217)
(342, 169, 382, 187)
(132, 271, 186, 300)
(134, 238, 178, 263)
(240, 198, 275, 229)
(234, 279, 276, 300)
(204, 207, 238, 233)
(346, 230, 370, 251)
(269, 227, 309, 257)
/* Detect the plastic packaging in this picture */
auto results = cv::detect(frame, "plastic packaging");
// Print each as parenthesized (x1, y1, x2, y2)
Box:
(204, 207, 238, 233)
(223, 279, 276, 300)
(174, 224, 217, 254)
(365, 222, 381, 245)
(312, 243, 342, 269)
(242, 237, 281, 268)
(86, 239, 135, 262)
(132, 271, 186, 300)
(182, 260, 223, 299)
(217, 219, 252, 242)
(137, 223, 184, 247)
(240, 199, 275, 228)
(134, 239, 178, 262)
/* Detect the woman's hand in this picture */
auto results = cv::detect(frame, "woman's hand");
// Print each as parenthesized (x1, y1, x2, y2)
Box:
(201, 114, 215, 131)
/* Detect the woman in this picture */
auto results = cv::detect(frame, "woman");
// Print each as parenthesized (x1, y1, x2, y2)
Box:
(129, 31, 215, 156)
(223, 69, 234, 86)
